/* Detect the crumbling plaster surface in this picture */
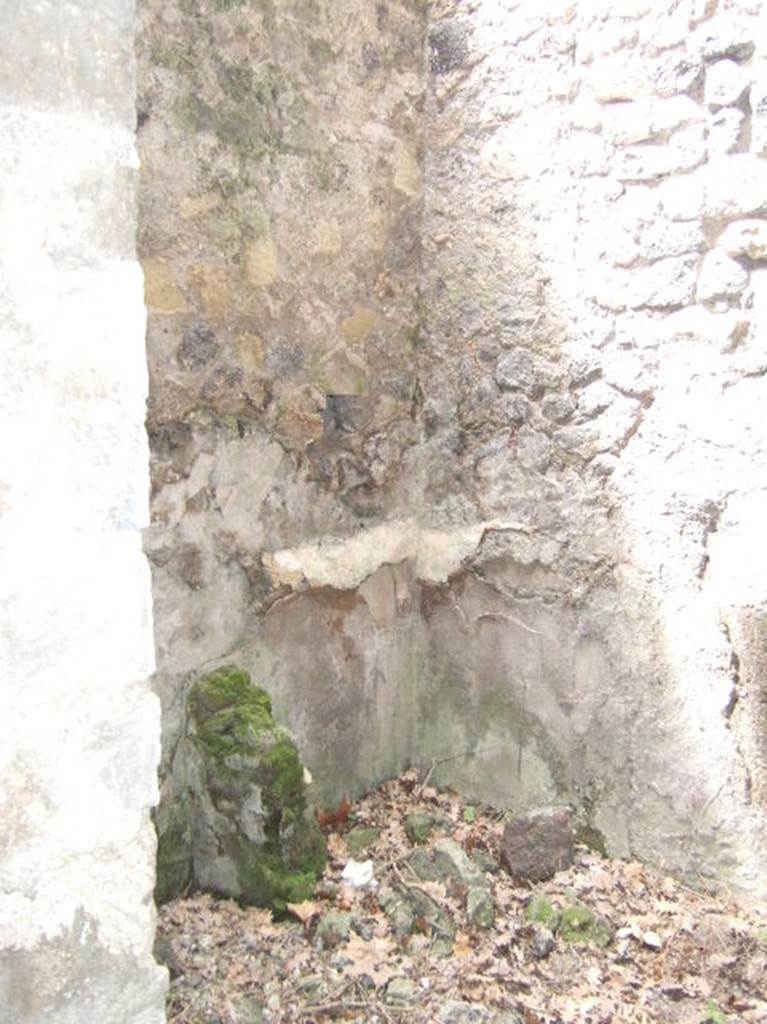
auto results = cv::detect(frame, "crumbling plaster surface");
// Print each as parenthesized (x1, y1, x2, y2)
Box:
(142, 0, 767, 901)
(0, 1, 166, 1021)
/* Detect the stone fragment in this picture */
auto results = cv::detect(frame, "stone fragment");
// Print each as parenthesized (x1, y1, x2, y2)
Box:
(466, 886, 495, 929)
(531, 925, 556, 960)
(341, 306, 378, 345)
(688, 0, 717, 25)
(494, 348, 536, 393)
(153, 934, 183, 979)
(516, 428, 552, 472)
(662, 304, 749, 348)
(438, 1001, 491, 1024)
(156, 666, 326, 911)
(602, 96, 701, 145)
(705, 60, 750, 109)
(393, 147, 423, 197)
(658, 168, 707, 220)
(313, 346, 369, 396)
(389, 900, 416, 936)
(653, 52, 703, 98)
(705, 155, 767, 218)
(187, 262, 232, 317)
(230, 995, 264, 1023)
(615, 124, 705, 180)
(719, 220, 767, 261)
(296, 975, 323, 994)
(593, 256, 697, 310)
(316, 911, 354, 949)
(554, 424, 599, 457)
(500, 808, 574, 882)
(639, 218, 704, 261)
(577, 381, 616, 419)
(707, 108, 745, 156)
(405, 813, 433, 844)
(433, 838, 485, 888)
(385, 977, 416, 1004)
(406, 848, 440, 881)
(177, 321, 218, 371)
(591, 454, 619, 477)
(273, 387, 325, 451)
(589, 55, 646, 102)
(143, 257, 187, 312)
(694, 17, 755, 61)
(541, 393, 575, 423)
(499, 392, 533, 424)
(697, 250, 749, 302)
(471, 849, 500, 874)
(245, 237, 278, 287)
(429, 20, 470, 76)
(752, 75, 767, 155)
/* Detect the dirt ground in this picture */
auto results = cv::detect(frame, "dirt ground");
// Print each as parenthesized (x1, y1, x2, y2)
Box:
(157, 772, 767, 1024)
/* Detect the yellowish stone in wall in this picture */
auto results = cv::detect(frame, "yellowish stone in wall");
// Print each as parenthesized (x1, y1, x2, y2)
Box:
(313, 345, 369, 396)
(393, 147, 423, 198)
(179, 191, 221, 219)
(187, 262, 232, 317)
(143, 258, 187, 313)
(341, 306, 378, 345)
(312, 219, 343, 255)
(234, 332, 265, 371)
(246, 237, 278, 287)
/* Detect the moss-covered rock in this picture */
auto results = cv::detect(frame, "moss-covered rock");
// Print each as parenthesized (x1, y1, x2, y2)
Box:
(346, 827, 380, 856)
(525, 894, 560, 929)
(156, 665, 326, 913)
(404, 812, 433, 844)
(557, 903, 612, 947)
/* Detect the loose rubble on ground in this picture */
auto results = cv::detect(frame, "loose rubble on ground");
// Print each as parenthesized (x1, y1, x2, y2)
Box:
(157, 771, 767, 1024)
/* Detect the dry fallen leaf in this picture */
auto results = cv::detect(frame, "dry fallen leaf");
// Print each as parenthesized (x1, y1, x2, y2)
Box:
(327, 833, 348, 861)
(286, 900, 320, 927)
(342, 933, 397, 989)
(453, 932, 473, 957)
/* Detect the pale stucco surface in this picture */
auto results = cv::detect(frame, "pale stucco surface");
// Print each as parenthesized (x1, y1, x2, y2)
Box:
(0, 1, 166, 1021)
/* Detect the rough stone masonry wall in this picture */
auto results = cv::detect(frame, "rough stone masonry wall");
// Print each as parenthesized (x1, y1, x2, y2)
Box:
(138, 0, 430, 798)
(0, 2, 166, 1021)
(141, 0, 767, 902)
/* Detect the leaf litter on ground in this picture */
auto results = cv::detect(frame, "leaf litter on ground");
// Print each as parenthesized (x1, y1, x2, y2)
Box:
(158, 771, 767, 1024)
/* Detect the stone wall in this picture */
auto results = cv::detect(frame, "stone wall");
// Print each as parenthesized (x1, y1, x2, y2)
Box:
(142, 0, 767, 902)
(0, 2, 166, 1021)
(414, 0, 767, 898)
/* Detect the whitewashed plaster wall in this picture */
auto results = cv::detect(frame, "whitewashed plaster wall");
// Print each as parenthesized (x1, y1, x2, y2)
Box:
(0, 2, 166, 1021)
(417, 0, 767, 899)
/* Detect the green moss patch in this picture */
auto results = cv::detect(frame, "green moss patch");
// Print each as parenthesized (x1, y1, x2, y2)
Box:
(346, 827, 380, 857)
(525, 894, 559, 929)
(558, 904, 612, 947)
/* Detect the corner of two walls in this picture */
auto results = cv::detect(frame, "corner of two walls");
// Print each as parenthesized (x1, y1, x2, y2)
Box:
(140, 0, 767, 902)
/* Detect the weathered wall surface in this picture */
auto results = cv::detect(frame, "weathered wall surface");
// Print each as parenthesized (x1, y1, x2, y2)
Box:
(419, 0, 767, 892)
(416, 0, 767, 897)
(142, 0, 767, 901)
(0, 2, 166, 1021)
(137, 0, 428, 775)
